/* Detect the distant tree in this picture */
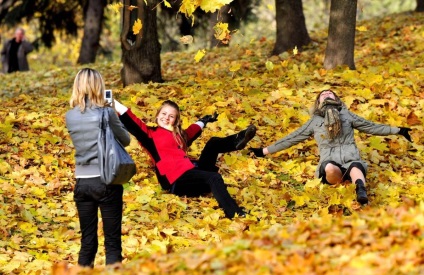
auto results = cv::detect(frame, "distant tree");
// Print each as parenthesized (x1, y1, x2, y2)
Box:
(272, 0, 311, 56)
(120, 0, 163, 85)
(417, 0, 424, 12)
(77, 0, 107, 64)
(0, 0, 79, 48)
(323, 0, 357, 70)
(0, 0, 112, 64)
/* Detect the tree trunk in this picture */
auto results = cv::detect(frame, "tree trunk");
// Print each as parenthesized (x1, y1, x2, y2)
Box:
(272, 0, 311, 56)
(417, 0, 424, 12)
(121, 0, 162, 86)
(77, 0, 105, 64)
(323, 0, 357, 70)
(208, 5, 232, 48)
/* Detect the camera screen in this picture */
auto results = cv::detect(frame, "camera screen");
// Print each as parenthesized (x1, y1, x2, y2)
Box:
(105, 90, 111, 98)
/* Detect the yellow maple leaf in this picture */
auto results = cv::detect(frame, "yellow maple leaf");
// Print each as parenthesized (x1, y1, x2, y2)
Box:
(179, 0, 200, 19)
(194, 49, 206, 62)
(200, 0, 233, 13)
(293, 46, 298, 55)
(132, 19, 142, 35)
(163, 0, 171, 8)
(213, 22, 230, 41)
(108, 2, 123, 13)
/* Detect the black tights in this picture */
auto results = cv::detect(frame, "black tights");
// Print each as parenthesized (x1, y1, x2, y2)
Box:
(171, 134, 243, 218)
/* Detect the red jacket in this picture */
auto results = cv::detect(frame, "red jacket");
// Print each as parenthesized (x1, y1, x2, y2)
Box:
(119, 109, 202, 190)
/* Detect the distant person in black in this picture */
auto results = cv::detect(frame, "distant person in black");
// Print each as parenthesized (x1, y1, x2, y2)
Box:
(1, 27, 34, 73)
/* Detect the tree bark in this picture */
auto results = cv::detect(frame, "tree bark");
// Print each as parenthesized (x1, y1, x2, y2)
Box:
(121, 0, 162, 86)
(323, 0, 357, 70)
(77, 0, 105, 64)
(416, 0, 424, 12)
(272, 0, 311, 56)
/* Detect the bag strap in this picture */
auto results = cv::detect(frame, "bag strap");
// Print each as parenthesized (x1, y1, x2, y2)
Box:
(99, 107, 109, 130)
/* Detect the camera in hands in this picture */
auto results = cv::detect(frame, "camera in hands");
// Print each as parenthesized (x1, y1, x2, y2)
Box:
(105, 89, 113, 105)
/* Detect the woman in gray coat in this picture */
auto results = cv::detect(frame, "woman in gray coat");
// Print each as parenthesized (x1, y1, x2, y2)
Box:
(66, 68, 130, 267)
(250, 89, 412, 205)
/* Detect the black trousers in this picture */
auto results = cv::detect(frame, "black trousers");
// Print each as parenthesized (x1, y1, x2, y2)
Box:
(171, 135, 243, 218)
(74, 177, 123, 267)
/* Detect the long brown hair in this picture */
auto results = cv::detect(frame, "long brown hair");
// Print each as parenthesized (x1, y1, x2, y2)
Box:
(311, 89, 344, 115)
(156, 100, 188, 150)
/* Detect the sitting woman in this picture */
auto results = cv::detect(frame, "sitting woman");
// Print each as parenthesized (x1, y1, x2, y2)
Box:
(250, 89, 412, 205)
(114, 99, 256, 219)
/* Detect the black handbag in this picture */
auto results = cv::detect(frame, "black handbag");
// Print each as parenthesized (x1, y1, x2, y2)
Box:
(98, 108, 136, 185)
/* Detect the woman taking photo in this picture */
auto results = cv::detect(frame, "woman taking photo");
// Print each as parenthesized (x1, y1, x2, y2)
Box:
(114, 99, 256, 219)
(66, 68, 130, 267)
(250, 89, 412, 205)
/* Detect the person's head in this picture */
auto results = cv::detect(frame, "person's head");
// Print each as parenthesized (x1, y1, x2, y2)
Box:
(155, 100, 187, 150)
(14, 27, 25, 43)
(70, 68, 106, 112)
(312, 89, 343, 115)
(155, 100, 181, 129)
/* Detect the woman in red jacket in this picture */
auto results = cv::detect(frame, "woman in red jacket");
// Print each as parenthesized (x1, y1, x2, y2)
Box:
(114, 99, 256, 219)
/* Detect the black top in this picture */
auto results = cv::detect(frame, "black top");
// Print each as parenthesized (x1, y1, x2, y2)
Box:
(8, 39, 21, 73)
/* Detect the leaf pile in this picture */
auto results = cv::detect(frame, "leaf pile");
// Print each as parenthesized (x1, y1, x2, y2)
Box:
(0, 12, 423, 274)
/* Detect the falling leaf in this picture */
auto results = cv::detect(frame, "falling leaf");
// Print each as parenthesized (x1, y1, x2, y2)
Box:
(128, 5, 138, 11)
(200, 0, 233, 13)
(194, 49, 206, 62)
(293, 46, 298, 55)
(163, 0, 171, 8)
(213, 22, 230, 41)
(108, 2, 123, 13)
(132, 19, 142, 35)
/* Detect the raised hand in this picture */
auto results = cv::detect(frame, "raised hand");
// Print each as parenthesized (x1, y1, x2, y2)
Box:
(398, 127, 412, 142)
(199, 112, 218, 127)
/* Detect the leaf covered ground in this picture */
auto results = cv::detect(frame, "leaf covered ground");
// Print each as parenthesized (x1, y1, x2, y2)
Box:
(1, 12, 424, 275)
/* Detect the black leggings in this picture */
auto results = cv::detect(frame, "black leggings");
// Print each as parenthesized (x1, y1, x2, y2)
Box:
(74, 177, 123, 267)
(171, 135, 243, 218)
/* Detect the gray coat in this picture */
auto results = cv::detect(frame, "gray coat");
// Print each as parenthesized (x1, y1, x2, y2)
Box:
(1, 38, 34, 73)
(266, 107, 400, 176)
(66, 106, 130, 177)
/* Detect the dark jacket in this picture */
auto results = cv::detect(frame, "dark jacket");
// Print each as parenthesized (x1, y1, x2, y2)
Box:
(1, 38, 33, 73)
(119, 109, 202, 190)
(66, 106, 130, 177)
(267, 107, 399, 176)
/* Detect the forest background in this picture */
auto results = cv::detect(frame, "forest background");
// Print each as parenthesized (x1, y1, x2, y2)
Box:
(0, 0, 424, 274)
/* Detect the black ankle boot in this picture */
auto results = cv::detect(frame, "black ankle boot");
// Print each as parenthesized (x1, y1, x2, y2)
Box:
(355, 179, 368, 205)
(234, 125, 256, 150)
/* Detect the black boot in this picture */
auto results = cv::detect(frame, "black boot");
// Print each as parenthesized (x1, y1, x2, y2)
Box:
(355, 179, 368, 205)
(234, 125, 257, 150)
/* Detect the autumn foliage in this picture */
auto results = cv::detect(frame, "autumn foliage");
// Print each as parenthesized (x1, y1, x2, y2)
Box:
(0, 12, 423, 274)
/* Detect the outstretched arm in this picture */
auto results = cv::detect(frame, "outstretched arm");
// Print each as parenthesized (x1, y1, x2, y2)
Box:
(250, 118, 315, 157)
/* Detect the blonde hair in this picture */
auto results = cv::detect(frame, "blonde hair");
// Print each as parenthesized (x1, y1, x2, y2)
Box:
(156, 100, 188, 151)
(69, 68, 106, 112)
